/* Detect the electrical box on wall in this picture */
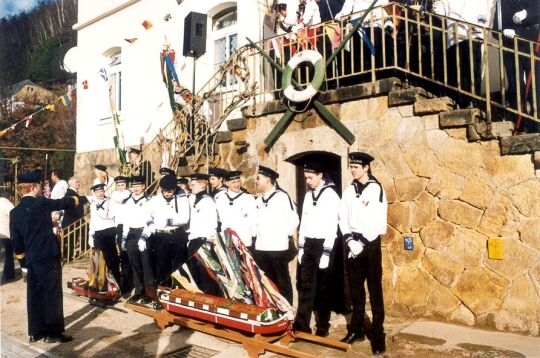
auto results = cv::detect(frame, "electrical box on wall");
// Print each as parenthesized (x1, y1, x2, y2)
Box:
(488, 238, 503, 260)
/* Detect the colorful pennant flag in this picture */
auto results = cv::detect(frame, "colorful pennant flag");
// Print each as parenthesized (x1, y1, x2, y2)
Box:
(124, 38, 138, 44)
(0, 127, 9, 137)
(45, 104, 55, 112)
(25, 115, 33, 127)
(98, 68, 108, 81)
(61, 93, 72, 107)
(142, 20, 153, 30)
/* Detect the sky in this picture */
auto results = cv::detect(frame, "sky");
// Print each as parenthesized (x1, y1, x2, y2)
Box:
(0, 0, 45, 19)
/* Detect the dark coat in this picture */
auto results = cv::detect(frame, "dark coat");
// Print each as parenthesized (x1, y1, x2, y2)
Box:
(62, 188, 88, 227)
(10, 195, 76, 265)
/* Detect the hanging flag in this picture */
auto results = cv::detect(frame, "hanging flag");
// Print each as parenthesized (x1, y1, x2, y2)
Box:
(124, 38, 138, 44)
(45, 104, 55, 112)
(350, 18, 376, 56)
(25, 115, 33, 128)
(61, 93, 72, 107)
(82, 80, 89, 89)
(98, 68, 108, 81)
(142, 20, 153, 30)
(10, 124, 16, 130)
(0, 127, 9, 137)
(324, 22, 342, 49)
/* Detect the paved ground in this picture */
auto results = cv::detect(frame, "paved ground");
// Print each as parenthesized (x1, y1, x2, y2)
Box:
(1, 260, 539, 357)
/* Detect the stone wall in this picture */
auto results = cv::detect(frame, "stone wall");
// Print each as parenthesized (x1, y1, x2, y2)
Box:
(216, 81, 540, 335)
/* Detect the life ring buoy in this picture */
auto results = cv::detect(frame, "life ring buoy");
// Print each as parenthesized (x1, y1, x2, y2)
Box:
(282, 50, 324, 103)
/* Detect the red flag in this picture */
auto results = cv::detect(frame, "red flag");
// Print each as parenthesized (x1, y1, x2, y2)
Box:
(25, 115, 33, 128)
(142, 20, 153, 30)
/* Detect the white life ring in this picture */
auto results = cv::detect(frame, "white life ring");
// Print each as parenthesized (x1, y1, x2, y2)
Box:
(282, 50, 325, 103)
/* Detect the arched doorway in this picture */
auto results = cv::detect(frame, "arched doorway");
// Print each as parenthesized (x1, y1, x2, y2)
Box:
(286, 151, 342, 214)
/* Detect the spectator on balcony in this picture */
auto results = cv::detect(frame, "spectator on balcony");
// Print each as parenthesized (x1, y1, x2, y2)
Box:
(432, 0, 490, 109)
(496, 0, 540, 132)
(128, 148, 153, 188)
(335, 0, 393, 84)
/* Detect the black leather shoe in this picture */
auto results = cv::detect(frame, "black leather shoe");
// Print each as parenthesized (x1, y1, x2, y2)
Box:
(128, 293, 143, 303)
(340, 331, 365, 344)
(315, 329, 329, 337)
(371, 334, 386, 355)
(44, 334, 73, 343)
(140, 296, 152, 305)
(29, 335, 44, 343)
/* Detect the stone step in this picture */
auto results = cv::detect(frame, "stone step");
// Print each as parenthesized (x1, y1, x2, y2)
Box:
(388, 87, 430, 107)
(440, 108, 483, 128)
(215, 131, 233, 143)
(414, 97, 454, 115)
(500, 133, 540, 155)
(226, 118, 247, 132)
(467, 121, 514, 141)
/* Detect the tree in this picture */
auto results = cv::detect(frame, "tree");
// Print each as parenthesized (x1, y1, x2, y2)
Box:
(28, 33, 75, 84)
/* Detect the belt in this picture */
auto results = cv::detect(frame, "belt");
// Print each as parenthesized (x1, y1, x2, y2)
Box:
(352, 232, 371, 246)
(155, 228, 179, 234)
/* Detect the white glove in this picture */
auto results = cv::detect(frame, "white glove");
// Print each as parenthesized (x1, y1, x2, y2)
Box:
(513, 9, 527, 24)
(88, 235, 95, 248)
(121, 237, 127, 251)
(503, 29, 516, 40)
(348, 240, 364, 257)
(319, 253, 330, 269)
(297, 237, 305, 264)
(298, 249, 304, 264)
(138, 239, 147, 251)
(476, 15, 487, 25)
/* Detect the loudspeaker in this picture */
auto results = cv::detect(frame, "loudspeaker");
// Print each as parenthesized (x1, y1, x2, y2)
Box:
(183, 12, 207, 58)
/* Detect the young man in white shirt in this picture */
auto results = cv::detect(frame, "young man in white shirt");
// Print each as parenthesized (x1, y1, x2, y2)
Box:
(215, 170, 257, 252)
(254, 165, 299, 304)
(293, 160, 340, 337)
(338, 152, 387, 355)
(145, 174, 190, 286)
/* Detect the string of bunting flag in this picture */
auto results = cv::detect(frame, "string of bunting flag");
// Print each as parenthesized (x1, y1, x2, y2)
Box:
(0, 88, 76, 138)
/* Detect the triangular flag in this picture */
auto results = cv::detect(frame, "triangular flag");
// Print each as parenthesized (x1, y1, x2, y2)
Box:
(61, 93, 72, 107)
(10, 124, 16, 130)
(124, 38, 138, 44)
(25, 115, 33, 127)
(0, 127, 9, 137)
(142, 20, 153, 30)
(98, 68, 108, 81)
(82, 80, 88, 89)
(45, 104, 55, 112)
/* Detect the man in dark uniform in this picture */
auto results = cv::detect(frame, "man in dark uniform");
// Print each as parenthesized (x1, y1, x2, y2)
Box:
(338, 152, 388, 355)
(10, 171, 79, 343)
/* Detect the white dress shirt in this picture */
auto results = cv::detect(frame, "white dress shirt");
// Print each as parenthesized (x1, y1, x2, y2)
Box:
(255, 187, 299, 251)
(292, 0, 322, 29)
(334, 0, 390, 28)
(146, 193, 190, 233)
(0, 197, 14, 239)
(111, 189, 132, 226)
(299, 182, 340, 248)
(89, 198, 115, 235)
(339, 179, 387, 242)
(188, 193, 218, 240)
(122, 193, 152, 236)
(216, 189, 257, 247)
(50, 180, 68, 199)
(432, 0, 490, 48)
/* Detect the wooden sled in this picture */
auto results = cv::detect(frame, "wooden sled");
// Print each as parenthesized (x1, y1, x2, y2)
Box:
(67, 277, 120, 303)
(126, 288, 351, 358)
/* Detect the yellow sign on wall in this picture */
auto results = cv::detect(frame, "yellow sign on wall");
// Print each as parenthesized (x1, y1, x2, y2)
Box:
(488, 238, 503, 260)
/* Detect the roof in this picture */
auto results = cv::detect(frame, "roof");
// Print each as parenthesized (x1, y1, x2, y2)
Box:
(8, 79, 41, 96)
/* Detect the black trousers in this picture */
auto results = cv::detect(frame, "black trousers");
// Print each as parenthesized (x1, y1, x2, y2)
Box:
(347, 237, 384, 338)
(27, 258, 64, 337)
(94, 227, 121, 284)
(153, 229, 187, 286)
(254, 250, 293, 304)
(187, 238, 220, 296)
(116, 224, 132, 292)
(294, 238, 332, 334)
(447, 40, 482, 106)
(126, 228, 155, 295)
(2, 238, 15, 280)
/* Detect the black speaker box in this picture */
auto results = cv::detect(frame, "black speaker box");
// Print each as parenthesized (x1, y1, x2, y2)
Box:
(183, 12, 207, 58)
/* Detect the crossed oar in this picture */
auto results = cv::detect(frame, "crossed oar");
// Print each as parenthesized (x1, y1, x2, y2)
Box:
(247, 0, 379, 150)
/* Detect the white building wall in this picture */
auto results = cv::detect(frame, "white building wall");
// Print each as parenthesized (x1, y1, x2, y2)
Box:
(74, 0, 265, 154)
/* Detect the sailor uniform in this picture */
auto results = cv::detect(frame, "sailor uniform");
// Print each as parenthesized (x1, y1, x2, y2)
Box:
(146, 192, 190, 285)
(111, 187, 132, 292)
(89, 197, 120, 284)
(294, 180, 340, 335)
(122, 192, 154, 295)
(215, 189, 257, 249)
(10, 188, 78, 338)
(187, 192, 220, 295)
(255, 187, 299, 304)
(338, 176, 388, 342)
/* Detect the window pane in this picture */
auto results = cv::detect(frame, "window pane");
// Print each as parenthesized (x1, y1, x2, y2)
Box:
(216, 37, 227, 65)
(212, 8, 237, 31)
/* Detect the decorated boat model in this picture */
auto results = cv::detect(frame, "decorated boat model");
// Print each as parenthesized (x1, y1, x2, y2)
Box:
(68, 277, 120, 302)
(158, 288, 290, 335)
